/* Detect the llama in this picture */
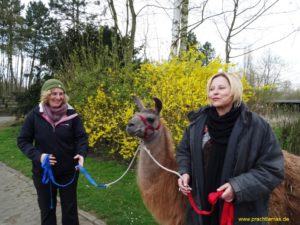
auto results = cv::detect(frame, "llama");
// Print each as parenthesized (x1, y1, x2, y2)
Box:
(126, 96, 186, 225)
(126, 96, 300, 225)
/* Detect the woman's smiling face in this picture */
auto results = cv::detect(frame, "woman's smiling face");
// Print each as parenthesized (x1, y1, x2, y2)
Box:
(48, 88, 65, 108)
(208, 76, 233, 115)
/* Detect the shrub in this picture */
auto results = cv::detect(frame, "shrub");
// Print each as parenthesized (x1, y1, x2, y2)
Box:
(78, 49, 253, 159)
(80, 84, 138, 159)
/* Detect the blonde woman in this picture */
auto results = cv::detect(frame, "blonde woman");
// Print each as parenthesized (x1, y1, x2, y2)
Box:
(17, 79, 88, 225)
(176, 72, 284, 225)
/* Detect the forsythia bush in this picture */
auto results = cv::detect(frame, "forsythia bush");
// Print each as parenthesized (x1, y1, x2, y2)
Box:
(79, 84, 139, 159)
(78, 49, 253, 159)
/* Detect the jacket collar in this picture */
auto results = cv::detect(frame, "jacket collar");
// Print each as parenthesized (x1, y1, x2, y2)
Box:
(187, 105, 210, 122)
(188, 102, 249, 123)
(38, 103, 74, 113)
(37, 103, 78, 126)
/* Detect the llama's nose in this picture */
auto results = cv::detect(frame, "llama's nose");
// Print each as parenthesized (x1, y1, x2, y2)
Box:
(126, 122, 135, 133)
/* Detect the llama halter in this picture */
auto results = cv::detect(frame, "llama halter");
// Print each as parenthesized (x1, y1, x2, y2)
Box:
(138, 115, 161, 139)
(139, 143, 234, 225)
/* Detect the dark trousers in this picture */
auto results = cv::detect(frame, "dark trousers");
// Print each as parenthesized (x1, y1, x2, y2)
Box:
(33, 172, 79, 225)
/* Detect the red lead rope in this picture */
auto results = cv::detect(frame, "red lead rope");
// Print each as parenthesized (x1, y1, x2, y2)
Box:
(187, 191, 234, 225)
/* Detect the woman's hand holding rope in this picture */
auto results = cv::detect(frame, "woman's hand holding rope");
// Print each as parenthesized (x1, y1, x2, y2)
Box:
(178, 173, 192, 195)
(40, 153, 57, 165)
(74, 154, 84, 168)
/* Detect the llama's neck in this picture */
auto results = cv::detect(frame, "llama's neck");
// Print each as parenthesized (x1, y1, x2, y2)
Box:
(138, 126, 175, 179)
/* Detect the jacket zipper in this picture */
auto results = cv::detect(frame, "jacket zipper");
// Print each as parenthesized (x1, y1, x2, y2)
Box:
(41, 113, 77, 133)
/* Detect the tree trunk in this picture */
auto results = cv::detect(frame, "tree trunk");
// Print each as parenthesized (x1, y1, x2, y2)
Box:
(127, 0, 136, 65)
(179, 0, 189, 54)
(28, 42, 37, 87)
(170, 0, 181, 57)
(107, 0, 120, 69)
(8, 54, 14, 94)
(19, 51, 24, 91)
(76, 1, 80, 32)
(222, 0, 280, 63)
(225, 0, 238, 63)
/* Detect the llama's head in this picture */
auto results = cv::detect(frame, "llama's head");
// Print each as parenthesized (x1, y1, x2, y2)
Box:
(126, 96, 162, 141)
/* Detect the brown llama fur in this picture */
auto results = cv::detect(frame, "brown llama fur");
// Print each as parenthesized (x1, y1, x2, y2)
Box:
(126, 97, 300, 225)
(268, 150, 300, 225)
(137, 123, 186, 225)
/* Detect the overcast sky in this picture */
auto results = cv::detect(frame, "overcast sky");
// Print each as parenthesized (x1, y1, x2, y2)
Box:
(133, 0, 300, 89)
(22, 0, 300, 89)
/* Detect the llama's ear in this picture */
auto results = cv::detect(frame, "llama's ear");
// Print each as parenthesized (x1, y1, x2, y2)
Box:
(133, 96, 145, 111)
(153, 97, 162, 114)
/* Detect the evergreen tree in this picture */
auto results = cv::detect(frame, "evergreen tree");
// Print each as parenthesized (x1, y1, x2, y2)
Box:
(200, 42, 215, 66)
(186, 32, 215, 66)
(187, 32, 198, 49)
(0, 0, 24, 94)
(49, 0, 87, 32)
(24, 0, 58, 86)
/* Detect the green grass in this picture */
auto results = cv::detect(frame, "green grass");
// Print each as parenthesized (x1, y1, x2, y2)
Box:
(0, 125, 158, 225)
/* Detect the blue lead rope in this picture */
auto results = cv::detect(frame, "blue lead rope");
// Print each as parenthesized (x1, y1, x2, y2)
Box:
(76, 165, 107, 188)
(41, 154, 107, 208)
(41, 155, 78, 209)
(41, 155, 77, 188)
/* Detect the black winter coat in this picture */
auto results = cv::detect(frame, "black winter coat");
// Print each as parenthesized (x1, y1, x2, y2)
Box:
(17, 104, 88, 176)
(176, 103, 284, 225)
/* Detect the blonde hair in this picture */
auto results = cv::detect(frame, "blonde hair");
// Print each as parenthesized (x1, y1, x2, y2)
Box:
(40, 90, 69, 105)
(207, 72, 243, 107)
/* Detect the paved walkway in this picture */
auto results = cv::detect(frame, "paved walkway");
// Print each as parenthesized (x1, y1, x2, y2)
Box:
(0, 162, 106, 225)
(0, 116, 16, 127)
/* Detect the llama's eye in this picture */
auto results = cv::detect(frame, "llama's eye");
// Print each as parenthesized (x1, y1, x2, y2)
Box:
(146, 118, 155, 123)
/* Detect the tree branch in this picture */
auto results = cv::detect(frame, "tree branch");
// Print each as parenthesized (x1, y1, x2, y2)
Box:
(230, 28, 300, 59)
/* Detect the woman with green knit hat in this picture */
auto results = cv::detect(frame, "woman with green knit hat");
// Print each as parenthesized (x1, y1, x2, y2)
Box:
(17, 78, 88, 225)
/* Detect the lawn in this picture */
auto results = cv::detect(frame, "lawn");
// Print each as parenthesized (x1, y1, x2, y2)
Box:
(0, 125, 158, 225)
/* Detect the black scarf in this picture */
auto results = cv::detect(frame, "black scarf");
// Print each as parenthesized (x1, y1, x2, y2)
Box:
(202, 106, 241, 225)
(207, 106, 241, 146)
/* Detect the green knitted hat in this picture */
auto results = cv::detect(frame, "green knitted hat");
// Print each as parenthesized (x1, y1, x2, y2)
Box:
(41, 79, 66, 93)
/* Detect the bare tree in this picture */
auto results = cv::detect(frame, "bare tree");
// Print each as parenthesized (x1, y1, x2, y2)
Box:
(243, 46, 256, 86)
(278, 80, 292, 92)
(255, 49, 284, 86)
(244, 49, 284, 87)
(106, 0, 120, 68)
(213, 0, 284, 63)
(107, 0, 136, 66)
(170, 0, 227, 57)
